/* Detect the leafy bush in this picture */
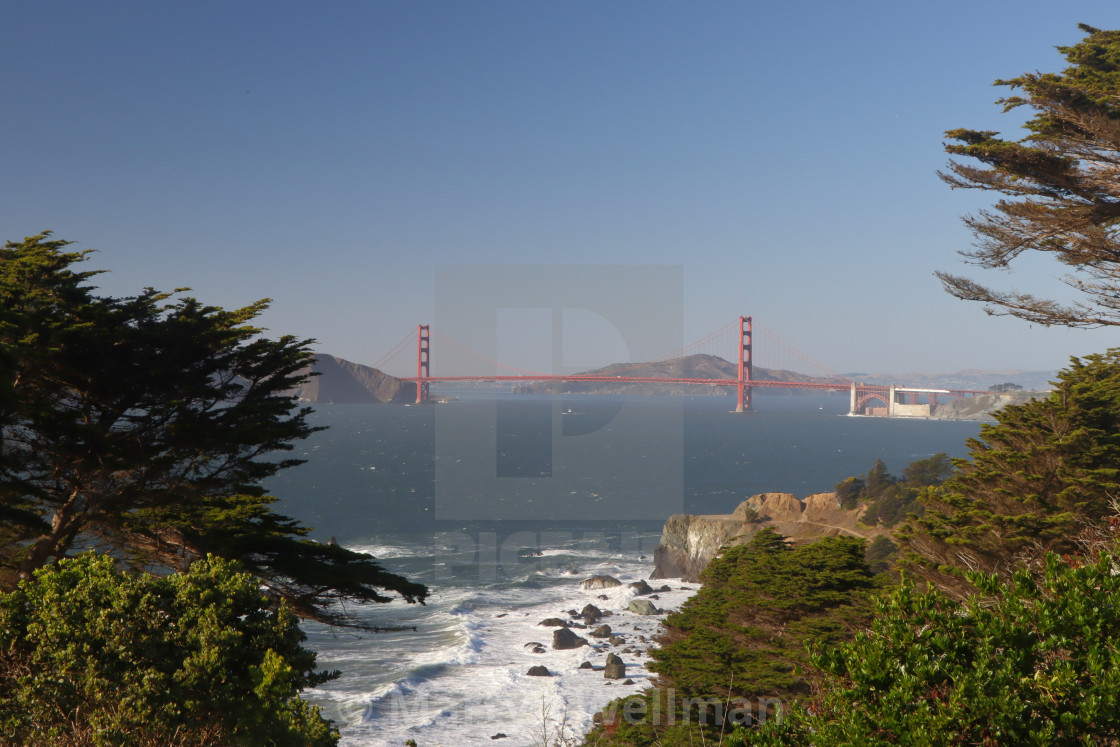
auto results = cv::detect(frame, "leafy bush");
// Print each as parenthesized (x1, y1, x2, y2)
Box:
(741, 552, 1120, 746)
(0, 553, 339, 746)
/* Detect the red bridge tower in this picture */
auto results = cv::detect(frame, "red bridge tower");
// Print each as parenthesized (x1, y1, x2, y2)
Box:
(416, 324, 430, 404)
(735, 315, 752, 413)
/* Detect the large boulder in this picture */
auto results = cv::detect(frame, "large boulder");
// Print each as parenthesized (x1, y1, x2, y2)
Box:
(580, 575, 622, 590)
(589, 624, 612, 638)
(628, 599, 661, 616)
(628, 580, 654, 596)
(527, 666, 551, 677)
(538, 618, 568, 627)
(603, 653, 626, 679)
(580, 604, 603, 623)
(552, 628, 589, 650)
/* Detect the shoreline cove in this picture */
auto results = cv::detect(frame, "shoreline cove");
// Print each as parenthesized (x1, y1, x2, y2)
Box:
(306, 539, 697, 746)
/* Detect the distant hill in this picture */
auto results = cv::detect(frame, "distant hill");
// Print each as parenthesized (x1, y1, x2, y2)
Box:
(289, 355, 415, 404)
(842, 369, 1057, 392)
(513, 354, 849, 396)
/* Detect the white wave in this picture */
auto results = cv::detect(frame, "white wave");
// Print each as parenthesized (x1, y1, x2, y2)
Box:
(311, 549, 698, 747)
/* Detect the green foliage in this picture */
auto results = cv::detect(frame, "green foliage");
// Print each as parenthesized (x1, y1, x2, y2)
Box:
(834, 476, 864, 510)
(742, 553, 1120, 746)
(862, 458, 896, 500)
(902, 453, 954, 487)
(0, 233, 426, 626)
(938, 25, 1120, 328)
(836, 454, 952, 528)
(989, 382, 1023, 393)
(863, 535, 897, 575)
(586, 529, 876, 746)
(898, 350, 1120, 596)
(737, 504, 764, 523)
(0, 553, 339, 746)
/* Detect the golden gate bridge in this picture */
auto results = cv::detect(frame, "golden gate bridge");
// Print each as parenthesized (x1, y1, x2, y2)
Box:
(369, 316, 987, 415)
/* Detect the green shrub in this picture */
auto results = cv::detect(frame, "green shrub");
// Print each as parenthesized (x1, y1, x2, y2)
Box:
(0, 553, 339, 746)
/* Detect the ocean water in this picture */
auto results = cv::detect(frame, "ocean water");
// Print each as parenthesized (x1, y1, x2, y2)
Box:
(265, 393, 983, 746)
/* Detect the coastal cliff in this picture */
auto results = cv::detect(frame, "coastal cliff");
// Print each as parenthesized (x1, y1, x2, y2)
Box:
(290, 355, 416, 404)
(929, 390, 1044, 421)
(651, 492, 881, 581)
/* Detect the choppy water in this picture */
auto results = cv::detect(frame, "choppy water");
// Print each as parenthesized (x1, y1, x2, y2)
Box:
(265, 393, 982, 746)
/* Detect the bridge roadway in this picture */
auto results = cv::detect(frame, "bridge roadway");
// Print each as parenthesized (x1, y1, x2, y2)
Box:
(422, 375, 987, 397)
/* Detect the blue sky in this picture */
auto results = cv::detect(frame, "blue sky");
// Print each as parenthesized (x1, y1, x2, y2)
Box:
(4, 1, 1120, 376)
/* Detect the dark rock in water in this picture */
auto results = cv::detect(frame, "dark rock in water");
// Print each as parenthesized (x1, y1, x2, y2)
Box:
(527, 666, 551, 677)
(538, 617, 568, 627)
(524, 642, 546, 654)
(580, 575, 622, 590)
(628, 580, 654, 596)
(623, 679, 635, 685)
(519, 548, 543, 557)
(580, 604, 603, 623)
(589, 624, 612, 638)
(552, 628, 589, 650)
(603, 653, 626, 679)
(608, 636, 625, 645)
(596, 594, 609, 601)
(649, 594, 660, 600)
(658, 585, 672, 592)
(578, 661, 594, 670)
(491, 734, 507, 740)
(628, 599, 661, 616)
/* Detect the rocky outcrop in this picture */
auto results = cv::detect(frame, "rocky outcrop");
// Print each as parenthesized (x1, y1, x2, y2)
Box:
(930, 391, 1044, 421)
(289, 355, 415, 404)
(580, 575, 622, 590)
(552, 628, 589, 650)
(580, 604, 603, 623)
(651, 492, 881, 582)
(627, 599, 660, 615)
(628, 580, 654, 596)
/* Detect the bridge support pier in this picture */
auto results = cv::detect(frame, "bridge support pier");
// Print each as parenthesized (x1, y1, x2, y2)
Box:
(733, 315, 753, 413)
(849, 382, 856, 415)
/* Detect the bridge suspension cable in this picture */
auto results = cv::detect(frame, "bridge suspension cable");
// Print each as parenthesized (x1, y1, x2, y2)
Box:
(429, 328, 551, 377)
(752, 321, 851, 382)
(370, 328, 416, 372)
